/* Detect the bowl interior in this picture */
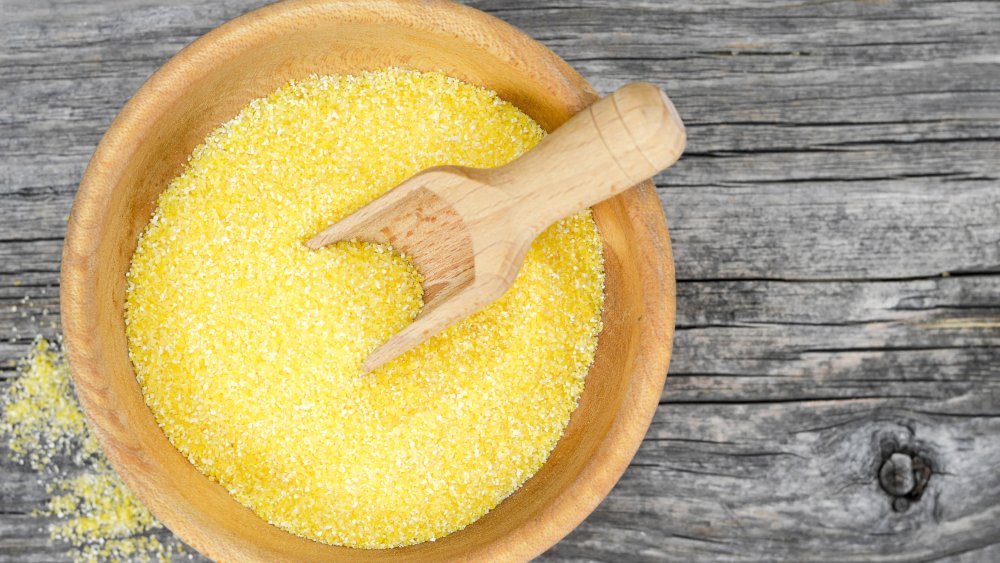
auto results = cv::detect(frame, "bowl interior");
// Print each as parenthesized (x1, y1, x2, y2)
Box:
(62, 2, 674, 561)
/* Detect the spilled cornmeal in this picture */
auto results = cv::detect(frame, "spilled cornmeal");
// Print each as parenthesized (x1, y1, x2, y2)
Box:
(0, 339, 184, 562)
(124, 68, 605, 548)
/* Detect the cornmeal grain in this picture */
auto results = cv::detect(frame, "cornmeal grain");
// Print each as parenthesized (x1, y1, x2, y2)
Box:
(0, 339, 183, 562)
(125, 68, 604, 548)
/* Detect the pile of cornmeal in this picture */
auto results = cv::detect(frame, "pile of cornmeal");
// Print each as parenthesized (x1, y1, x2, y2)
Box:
(0, 339, 184, 562)
(125, 68, 604, 548)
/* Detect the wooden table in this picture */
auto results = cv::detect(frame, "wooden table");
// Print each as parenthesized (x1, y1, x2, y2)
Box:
(2, 1, 998, 561)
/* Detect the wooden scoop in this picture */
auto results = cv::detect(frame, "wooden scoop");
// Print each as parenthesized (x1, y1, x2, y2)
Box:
(307, 82, 685, 372)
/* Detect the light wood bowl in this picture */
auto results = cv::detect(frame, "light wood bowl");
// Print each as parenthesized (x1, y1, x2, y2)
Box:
(60, 1, 675, 561)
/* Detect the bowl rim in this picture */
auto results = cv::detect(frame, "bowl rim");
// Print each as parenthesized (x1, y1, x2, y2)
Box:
(60, 0, 675, 561)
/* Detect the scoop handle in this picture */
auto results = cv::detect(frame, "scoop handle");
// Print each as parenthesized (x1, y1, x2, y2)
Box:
(488, 82, 686, 232)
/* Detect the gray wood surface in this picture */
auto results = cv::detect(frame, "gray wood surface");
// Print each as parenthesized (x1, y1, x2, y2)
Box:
(2, 0, 999, 561)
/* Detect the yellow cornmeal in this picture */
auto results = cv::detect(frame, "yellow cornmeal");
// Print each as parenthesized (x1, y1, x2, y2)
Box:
(124, 68, 604, 548)
(0, 339, 183, 563)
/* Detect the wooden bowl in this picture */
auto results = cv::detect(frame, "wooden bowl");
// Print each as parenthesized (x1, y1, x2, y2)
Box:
(60, 1, 675, 561)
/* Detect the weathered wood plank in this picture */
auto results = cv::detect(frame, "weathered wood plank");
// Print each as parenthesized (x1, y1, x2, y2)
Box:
(549, 406, 1000, 562)
(1, 0, 998, 561)
(3, 2, 998, 278)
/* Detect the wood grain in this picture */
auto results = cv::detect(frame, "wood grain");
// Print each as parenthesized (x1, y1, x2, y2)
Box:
(2, 0, 999, 561)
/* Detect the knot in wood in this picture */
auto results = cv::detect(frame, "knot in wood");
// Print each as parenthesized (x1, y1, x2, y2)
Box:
(879, 452, 916, 496)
